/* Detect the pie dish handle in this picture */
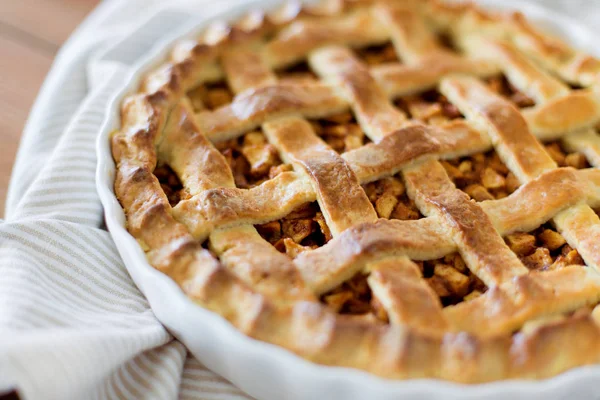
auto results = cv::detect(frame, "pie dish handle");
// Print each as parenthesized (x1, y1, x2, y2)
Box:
(87, 8, 199, 88)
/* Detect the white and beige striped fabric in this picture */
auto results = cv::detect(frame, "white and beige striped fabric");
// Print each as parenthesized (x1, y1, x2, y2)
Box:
(0, 0, 598, 399)
(1, 0, 254, 399)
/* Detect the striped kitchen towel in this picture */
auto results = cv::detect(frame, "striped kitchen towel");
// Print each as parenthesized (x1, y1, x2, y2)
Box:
(0, 0, 253, 399)
(1, 0, 599, 399)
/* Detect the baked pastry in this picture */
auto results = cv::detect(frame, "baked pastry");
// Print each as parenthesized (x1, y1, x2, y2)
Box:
(111, 0, 600, 383)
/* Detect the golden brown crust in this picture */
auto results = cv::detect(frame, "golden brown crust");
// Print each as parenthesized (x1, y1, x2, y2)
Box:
(209, 225, 315, 303)
(445, 266, 600, 336)
(554, 205, 600, 272)
(342, 121, 491, 183)
(441, 76, 600, 274)
(264, 8, 389, 68)
(375, 3, 447, 64)
(309, 46, 407, 141)
(173, 171, 316, 240)
(115, 162, 191, 251)
(112, 94, 165, 169)
(462, 38, 569, 103)
(441, 76, 557, 182)
(481, 168, 592, 235)
(221, 47, 277, 93)
(111, 0, 600, 384)
(157, 100, 235, 192)
(263, 117, 377, 237)
(404, 160, 528, 286)
(294, 218, 456, 294)
(198, 83, 348, 142)
(368, 257, 449, 332)
(371, 56, 498, 98)
(563, 130, 600, 168)
(523, 91, 600, 140)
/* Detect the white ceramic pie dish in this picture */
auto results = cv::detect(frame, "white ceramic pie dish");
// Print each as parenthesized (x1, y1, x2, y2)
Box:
(96, 1, 600, 399)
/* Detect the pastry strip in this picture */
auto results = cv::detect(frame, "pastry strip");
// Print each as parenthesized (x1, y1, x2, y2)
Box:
(309, 46, 406, 141)
(295, 218, 455, 294)
(442, 74, 600, 272)
(368, 257, 449, 332)
(404, 160, 528, 286)
(263, 117, 377, 237)
(445, 266, 600, 336)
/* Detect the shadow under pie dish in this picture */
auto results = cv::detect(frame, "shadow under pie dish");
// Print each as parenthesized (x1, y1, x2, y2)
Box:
(108, 0, 600, 385)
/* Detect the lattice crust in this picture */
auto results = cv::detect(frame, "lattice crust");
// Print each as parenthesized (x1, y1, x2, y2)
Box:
(112, 0, 600, 383)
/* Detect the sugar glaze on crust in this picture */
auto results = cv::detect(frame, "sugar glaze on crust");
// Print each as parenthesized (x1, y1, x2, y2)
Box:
(112, 0, 600, 383)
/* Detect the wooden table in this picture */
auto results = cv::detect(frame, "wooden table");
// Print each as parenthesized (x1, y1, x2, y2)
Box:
(0, 0, 100, 218)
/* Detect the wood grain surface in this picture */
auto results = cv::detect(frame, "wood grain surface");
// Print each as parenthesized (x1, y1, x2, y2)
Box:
(0, 0, 100, 218)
